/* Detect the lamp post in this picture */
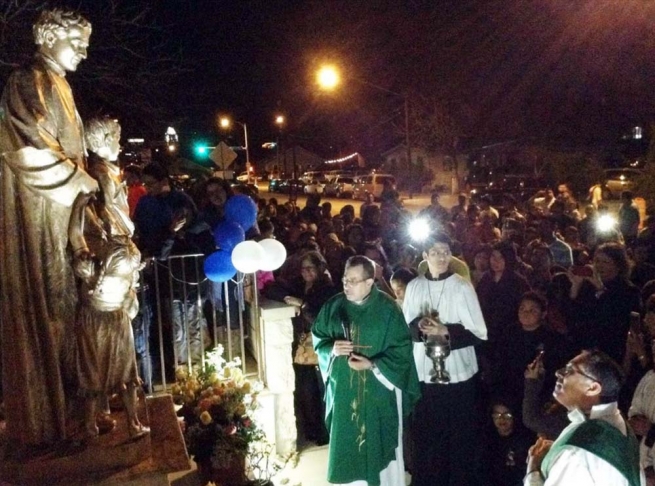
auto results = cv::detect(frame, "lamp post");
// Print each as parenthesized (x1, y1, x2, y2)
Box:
(316, 65, 413, 198)
(275, 115, 286, 178)
(219, 116, 250, 179)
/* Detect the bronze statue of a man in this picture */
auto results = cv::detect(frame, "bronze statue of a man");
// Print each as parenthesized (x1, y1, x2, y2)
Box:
(0, 8, 98, 449)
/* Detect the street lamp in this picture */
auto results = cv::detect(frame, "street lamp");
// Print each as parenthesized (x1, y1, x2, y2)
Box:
(219, 116, 250, 167)
(316, 64, 413, 197)
(316, 65, 340, 90)
(274, 115, 286, 178)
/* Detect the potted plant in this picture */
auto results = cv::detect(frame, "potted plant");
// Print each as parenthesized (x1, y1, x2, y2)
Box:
(172, 345, 264, 486)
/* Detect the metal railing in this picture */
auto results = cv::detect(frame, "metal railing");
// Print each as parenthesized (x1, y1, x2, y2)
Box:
(134, 254, 261, 395)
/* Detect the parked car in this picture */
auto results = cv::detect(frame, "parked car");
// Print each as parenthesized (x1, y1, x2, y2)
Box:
(277, 179, 305, 194)
(602, 168, 643, 199)
(469, 174, 546, 213)
(231, 182, 259, 196)
(323, 175, 358, 198)
(304, 178, 327, 195)
(352, 174, 396, 200)
(268, 178, 282, 193)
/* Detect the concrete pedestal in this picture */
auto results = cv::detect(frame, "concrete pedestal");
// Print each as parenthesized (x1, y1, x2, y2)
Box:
(256, 298, 298, 457)
(0, 395, 189, 485)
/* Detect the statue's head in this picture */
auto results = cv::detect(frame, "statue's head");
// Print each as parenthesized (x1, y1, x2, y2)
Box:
(85, 117, 121, 161)
(33, 9, 91, 72)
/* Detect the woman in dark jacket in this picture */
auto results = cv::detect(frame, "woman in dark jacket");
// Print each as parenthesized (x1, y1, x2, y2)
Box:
(566, 242, 641, 364)
(280, 250, 337, 445)
(482, 396, 536, 486)
(476, 241, 531, 345)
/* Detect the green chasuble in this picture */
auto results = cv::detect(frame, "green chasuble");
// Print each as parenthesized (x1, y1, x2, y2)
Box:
(313, 286, 421, 485)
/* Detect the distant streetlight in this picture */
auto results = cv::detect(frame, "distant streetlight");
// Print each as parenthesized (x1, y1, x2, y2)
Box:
(165, 126, 178, 153)
(219, 116, 250, 166)
(316, 64, 414, 197)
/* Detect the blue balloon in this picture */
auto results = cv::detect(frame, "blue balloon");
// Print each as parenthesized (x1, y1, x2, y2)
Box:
(203, 250, 237, 283)
(224, 194, 257, 231)
(213, 220, 245, 252)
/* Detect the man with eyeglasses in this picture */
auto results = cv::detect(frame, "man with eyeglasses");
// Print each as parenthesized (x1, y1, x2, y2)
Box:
(525, 349, 644, 485)
(402, 233, 487, 486)
(312, 255, 420, 486)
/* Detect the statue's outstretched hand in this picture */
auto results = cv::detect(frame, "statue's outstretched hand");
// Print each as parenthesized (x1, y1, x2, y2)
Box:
(80, 172, 99, 194)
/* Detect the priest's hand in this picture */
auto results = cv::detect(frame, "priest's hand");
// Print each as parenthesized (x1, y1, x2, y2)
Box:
(333, 340, 354, 357)
(347, 353, 372, 371)
(526, 437, 553, 476)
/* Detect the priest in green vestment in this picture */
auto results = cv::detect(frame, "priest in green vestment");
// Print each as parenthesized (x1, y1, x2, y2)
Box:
(313, 255, 420, 486)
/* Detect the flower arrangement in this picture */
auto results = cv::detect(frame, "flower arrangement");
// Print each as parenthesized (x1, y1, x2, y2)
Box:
(172, 345, 264, 476)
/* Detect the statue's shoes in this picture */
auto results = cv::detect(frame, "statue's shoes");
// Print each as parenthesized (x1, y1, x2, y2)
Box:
(128, 423, 150, 439)
(96, 412, 117, 435)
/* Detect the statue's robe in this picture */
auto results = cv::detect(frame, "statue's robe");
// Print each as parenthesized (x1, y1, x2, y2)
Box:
(0, 54, 95, 446)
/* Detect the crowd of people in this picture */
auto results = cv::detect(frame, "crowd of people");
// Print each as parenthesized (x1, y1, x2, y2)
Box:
(125, 162, 655, 485)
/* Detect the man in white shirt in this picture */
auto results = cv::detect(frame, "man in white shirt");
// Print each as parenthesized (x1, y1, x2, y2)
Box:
(402, 233, 487, 485)
(525, 350, 644, 486)
(629, 360, 655, 484)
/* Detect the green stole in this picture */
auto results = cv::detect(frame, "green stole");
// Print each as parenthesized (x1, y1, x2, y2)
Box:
(541, 419, 641, 486)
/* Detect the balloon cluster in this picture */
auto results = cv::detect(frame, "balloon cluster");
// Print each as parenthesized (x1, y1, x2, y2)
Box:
(203, 195, 287, 283)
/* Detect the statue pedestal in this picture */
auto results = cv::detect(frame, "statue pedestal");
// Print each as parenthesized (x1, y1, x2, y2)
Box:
(0, 394, 189, 485)
(255, 298, 298, 457)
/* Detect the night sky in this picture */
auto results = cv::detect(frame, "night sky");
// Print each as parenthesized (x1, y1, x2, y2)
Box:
(3, 0, 655, 163)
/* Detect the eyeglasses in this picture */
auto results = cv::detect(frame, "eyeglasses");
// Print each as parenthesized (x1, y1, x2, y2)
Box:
(556, 365, 599, 383)
(491, 412, 513, 420)
(301, 265, 317, 272)
(428, 250, 452, 258)
(342, 277, 369, 287)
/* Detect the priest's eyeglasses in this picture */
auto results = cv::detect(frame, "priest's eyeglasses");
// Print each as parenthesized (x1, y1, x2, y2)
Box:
(342, 278, 368, 287)
(556, 365, 599, 383)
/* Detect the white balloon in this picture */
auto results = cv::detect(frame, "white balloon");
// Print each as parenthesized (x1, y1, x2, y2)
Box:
(258, 238, 287, 271)
(231, 240, 264, 274)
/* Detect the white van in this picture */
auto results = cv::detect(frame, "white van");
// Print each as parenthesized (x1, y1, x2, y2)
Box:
(352, 173, 396, 200)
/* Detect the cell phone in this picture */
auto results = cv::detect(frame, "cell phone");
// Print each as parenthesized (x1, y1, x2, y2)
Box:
(630, 311, 643, 335)
(529, 350, 544, 367)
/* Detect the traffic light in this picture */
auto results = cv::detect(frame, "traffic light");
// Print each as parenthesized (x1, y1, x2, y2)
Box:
(193, 141, 212, 158)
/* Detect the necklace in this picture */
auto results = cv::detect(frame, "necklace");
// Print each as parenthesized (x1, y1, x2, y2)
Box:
(427, 273, 447, 319)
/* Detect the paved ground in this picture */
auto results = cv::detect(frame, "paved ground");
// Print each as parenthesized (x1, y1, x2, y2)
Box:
(170, 443, 412, 486)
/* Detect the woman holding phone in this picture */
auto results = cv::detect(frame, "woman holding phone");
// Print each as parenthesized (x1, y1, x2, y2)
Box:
(492, 291, 570, 406)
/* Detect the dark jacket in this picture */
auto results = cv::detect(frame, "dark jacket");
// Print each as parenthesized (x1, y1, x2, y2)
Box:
(476, 270, 530, 343)
(566, 277, 641, 364)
